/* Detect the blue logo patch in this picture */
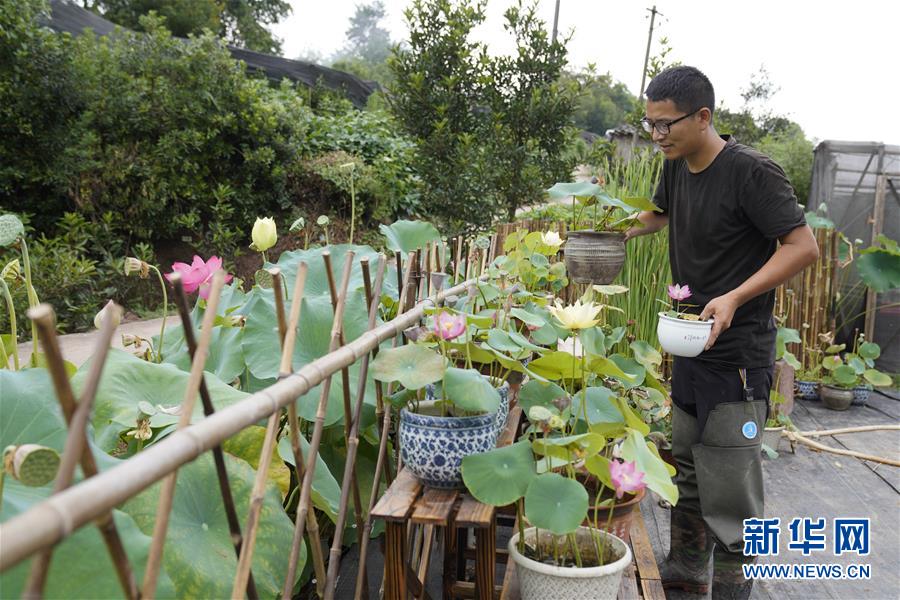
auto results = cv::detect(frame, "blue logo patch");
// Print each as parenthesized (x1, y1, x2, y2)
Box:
(742, 421, 758, 439)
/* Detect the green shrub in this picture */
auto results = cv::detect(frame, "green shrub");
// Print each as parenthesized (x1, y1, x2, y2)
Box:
(0, 0, 419, 259)
(0, 213, 159, 335)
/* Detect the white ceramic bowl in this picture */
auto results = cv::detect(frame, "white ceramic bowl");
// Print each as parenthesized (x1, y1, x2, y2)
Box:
(656, 312, 713, 357)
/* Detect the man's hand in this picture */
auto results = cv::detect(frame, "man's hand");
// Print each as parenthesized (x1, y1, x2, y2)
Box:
(625, 210, 668, 242)
(700, 292, 740, 350)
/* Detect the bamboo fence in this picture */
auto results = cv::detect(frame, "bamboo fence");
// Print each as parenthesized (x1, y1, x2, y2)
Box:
(0, 248, 489, 599)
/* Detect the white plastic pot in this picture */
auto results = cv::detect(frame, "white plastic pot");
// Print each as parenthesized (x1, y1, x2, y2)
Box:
(508, 527, 631, 600)
(656, 312, 713, 357)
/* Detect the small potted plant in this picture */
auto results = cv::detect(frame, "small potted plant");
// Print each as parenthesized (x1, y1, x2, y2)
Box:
(546, 181, 660, 284)
(655, 283, 713, 357)
(845, 333, 883, 406)
(371, 309, 504, 489)
(819, 334, 891, 411)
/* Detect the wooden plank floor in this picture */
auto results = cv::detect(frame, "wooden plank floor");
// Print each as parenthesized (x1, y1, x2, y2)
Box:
(642, 392, 900, 600)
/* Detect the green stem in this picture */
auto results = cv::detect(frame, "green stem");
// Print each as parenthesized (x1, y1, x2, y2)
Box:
(20, 239, 39, 359)
(148, 266, 168, 363)
(569, 532, 582, 568)
(349, 173, 356, 245)
(0, 470, 5, 513)
(599, 496, 617, 564)
(0, 280, 18, 370)
(517, 497, 526, 554)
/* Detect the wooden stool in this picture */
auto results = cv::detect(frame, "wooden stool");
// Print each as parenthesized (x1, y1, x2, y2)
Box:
(372, 404, 522, 600)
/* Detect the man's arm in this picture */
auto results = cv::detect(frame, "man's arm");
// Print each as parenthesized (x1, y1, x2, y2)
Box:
(700, 224, 820, 350)
(625, 210, 669, 241)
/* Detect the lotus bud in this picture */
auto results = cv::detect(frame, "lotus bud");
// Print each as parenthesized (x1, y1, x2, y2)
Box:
(93, 300, 121, 330)
(250, 217, 277, 252)
(3, 444, 60, 487)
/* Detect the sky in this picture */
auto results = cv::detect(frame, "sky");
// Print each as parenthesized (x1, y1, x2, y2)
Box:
(272, 0, 900, 144)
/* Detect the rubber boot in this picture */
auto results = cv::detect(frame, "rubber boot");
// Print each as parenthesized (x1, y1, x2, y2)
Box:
(712, 546, 755, 600)
(659, 506, 713, 594)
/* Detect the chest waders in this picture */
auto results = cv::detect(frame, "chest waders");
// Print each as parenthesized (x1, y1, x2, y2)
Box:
(663, 362, 770, 599)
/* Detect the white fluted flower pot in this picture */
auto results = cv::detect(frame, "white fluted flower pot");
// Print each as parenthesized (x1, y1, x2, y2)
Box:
(509, 527, 632, 600)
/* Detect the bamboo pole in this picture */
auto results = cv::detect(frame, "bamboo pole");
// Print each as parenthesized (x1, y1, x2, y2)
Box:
(232, 266, 316, 599)
(784, 430, 900, 467)
(423, 244, 430, 298)
(23, 302, 122, 598)
(324, 255, 386, 600)
(271, 264, 328, 598)
(354, 253, 417, 600)
(171, 277, 258, 600)
(142, 271, 225, 599)
(281, 252, 355, 598)
(0, 276, 479, 572)
(361, 257, 392, 486)
(797, 425, 900, 437)
(454, 236, 463, 284)
(322, 253, 366, 556)
(25, 305, 138, 600)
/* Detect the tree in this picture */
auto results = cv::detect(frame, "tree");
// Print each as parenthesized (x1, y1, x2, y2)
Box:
(341, 1, 392, 64)
(330, 1, 395, 87)
(90, 0, 290, 54)
(389, 0, 577, 233)
(485, 2, 577, 220)
(568, 68, 638, 134)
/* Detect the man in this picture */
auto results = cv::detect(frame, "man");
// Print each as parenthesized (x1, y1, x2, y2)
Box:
(626, 66, 819, 599)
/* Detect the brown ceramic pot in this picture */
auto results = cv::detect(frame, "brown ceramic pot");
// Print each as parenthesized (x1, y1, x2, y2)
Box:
(563, 230, 626, 284)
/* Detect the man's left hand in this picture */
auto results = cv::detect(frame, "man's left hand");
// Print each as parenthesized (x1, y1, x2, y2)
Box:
(700, 293, 740, 350)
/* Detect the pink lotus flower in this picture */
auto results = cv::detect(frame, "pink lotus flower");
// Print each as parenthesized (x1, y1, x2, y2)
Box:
(667, 283, 692, 302)
(165, 255, 233, 299)
(609, 459, 646, 499)
(433, 311, 466, 341)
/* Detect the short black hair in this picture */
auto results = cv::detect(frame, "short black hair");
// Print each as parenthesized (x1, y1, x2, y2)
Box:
(645, 66, 715, 118)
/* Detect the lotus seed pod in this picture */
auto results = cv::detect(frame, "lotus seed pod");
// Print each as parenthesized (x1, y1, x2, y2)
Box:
(9, 444, 60, 487)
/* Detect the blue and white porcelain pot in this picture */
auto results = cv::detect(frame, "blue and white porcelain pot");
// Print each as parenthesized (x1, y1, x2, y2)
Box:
(795, 380, 819, 401)
(425, 379, 510, 438)
(851, 384, 871, 406)
(399, 407, 497, 489)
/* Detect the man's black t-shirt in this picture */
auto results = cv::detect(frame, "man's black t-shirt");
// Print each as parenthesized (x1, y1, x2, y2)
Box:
(652, 136, 806, 368)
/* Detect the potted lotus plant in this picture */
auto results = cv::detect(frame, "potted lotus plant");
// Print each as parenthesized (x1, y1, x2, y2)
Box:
(819, 334, 891, 411)
(656, 283, 713, 357)
(460, 298, 678, 599)
(545, 181, 660, 284)
(370, 309, 504, 489)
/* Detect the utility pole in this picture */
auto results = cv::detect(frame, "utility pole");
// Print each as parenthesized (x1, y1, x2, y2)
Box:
(639, 5, 662, 100)
(551, 0, 561, 43)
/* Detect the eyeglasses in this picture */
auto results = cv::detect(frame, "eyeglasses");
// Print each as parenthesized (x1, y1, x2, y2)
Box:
(640, 108, 701, 135)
